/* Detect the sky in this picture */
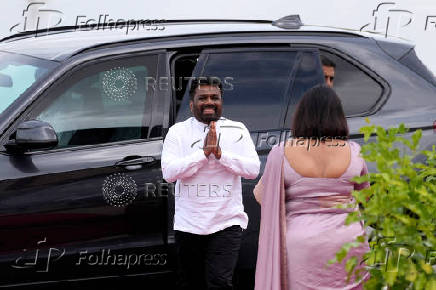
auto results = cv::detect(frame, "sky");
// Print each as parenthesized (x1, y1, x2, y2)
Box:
(2, 0, 436, 74)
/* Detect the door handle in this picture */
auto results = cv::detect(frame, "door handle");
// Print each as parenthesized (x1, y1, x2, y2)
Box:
(115, 156, 157, 168)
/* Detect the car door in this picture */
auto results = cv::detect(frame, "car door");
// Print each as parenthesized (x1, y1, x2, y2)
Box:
(0, 51, 173, 287)
(172, 46, 325, 288)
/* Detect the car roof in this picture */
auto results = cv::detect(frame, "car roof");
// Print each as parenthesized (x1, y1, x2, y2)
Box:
(0, 19, 413, 61)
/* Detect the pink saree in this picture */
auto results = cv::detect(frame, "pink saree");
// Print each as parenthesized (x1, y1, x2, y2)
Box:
(254, 143, 288, 290)
(254, 141, 370, 290)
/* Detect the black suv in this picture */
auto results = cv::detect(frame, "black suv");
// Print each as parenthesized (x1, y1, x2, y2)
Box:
(0, 16, 435, 289)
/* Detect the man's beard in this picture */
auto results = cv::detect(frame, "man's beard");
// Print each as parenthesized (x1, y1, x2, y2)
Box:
(193, 105, 220, 124)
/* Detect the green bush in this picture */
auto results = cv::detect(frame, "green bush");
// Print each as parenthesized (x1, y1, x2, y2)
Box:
(330, 119, 436, 290)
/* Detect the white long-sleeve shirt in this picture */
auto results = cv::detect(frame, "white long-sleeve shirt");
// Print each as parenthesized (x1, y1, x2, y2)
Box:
(161, 117, 260, 235)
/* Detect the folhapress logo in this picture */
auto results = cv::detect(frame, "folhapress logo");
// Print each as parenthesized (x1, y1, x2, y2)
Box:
(9, 2, 63, 34)
(360, 2, 413, 37)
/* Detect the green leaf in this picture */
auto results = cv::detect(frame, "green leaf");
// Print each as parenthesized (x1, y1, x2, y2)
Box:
(426, 278, 436, 290)
(332, 122, 436, 289)
(412, 129, 423, 149)
(336, 248, 348, 263)
(405, 262, 417, 282)
(345, 256, 358, 281)
(385, 268, 398, 286)
(415, 273, 427, 290)
(420, 260, 433, 275)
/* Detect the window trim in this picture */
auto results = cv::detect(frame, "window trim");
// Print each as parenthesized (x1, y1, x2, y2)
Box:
(0, 50, 164, 154)
(291, 43, 391, 117)
(168, 51, 201, 127)
(282, 49, 325, 128)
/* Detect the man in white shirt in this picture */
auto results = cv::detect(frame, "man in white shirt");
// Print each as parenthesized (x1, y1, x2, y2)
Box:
(161, 77, 260, 290)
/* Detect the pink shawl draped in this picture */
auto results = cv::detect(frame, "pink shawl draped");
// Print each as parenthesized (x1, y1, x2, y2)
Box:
(254, 143, 288, 290)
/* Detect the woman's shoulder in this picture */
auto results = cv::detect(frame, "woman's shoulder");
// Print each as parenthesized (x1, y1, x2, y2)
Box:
(348, 140, 363, 154)
(272, 140, 287, 149)
(347, 140, 368, 173)
(267, 141, 286, 158)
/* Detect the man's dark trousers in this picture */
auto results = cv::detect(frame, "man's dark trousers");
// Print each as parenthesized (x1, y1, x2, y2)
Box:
(175, 225, 243, 290)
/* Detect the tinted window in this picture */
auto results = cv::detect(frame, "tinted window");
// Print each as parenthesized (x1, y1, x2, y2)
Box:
(285, 51, 325, 128)
(320, 51, 383, 116)
(34, 55, 157, 148)
(177, 50, 298, 131)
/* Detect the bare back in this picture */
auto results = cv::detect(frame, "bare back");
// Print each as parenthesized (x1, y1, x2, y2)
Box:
(284, 138, 351, 178)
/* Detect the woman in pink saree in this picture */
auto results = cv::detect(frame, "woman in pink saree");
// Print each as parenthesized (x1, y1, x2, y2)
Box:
(253, 86, 370, 290)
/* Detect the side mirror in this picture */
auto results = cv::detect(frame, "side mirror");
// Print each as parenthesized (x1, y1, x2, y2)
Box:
(5, 120, 58, 153)
(0, 73, 12, 88)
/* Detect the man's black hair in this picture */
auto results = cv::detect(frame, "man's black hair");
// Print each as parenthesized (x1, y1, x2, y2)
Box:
(189, 77, 223, 100)
(321, 55, 336, 68)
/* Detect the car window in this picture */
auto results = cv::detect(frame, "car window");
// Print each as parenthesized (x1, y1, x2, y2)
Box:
(320, 51, 383, 116)
(172, 54, 200, 116)
(0, 51, 58, 115)
(34, 55, 158, 149)
(176, 50, 298, 131)
(285, 51, 325, 128)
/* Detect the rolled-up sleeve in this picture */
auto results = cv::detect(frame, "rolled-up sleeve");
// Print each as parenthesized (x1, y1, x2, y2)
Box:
(218, 124, 260, 179)
(161, 126, 208, 183)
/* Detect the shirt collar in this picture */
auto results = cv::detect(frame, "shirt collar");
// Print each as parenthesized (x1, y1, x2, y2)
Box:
(191, 117, 226, 131)
(191, 117, 208, 131)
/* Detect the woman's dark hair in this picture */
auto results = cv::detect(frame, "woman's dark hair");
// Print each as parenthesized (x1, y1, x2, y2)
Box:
(291, 85, 349, 139)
